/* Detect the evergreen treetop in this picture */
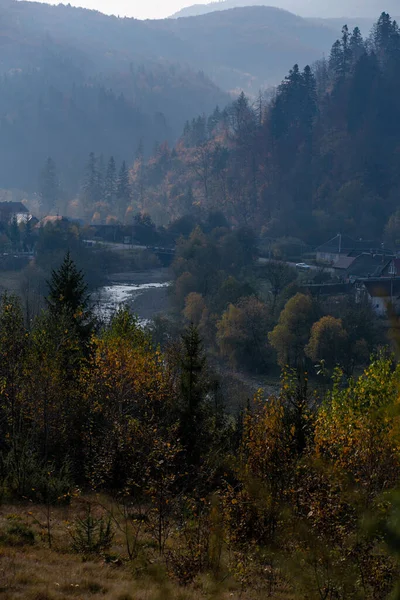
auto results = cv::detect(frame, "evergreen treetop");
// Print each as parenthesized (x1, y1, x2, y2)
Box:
(46, 251, 94, 342)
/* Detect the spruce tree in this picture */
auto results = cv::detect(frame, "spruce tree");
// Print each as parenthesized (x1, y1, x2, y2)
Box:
(104, 156, 117, 206)
(341, 25, 351, 76)
(178, 324, 209, 470)
(81, 152, 99, 213)
(349, 27, 365, 64)
(96, 154, 105, 203)
(116, 160, 131, 222)
(46, 251, 94, 343)
(373, 12, 394, 57)
(329, 39, 344, 79)
(302, 65, 317, 130)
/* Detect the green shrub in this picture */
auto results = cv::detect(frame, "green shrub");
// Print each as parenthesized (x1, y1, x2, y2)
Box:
(71, 504, 114, 555)
(1, 445, 71, 504)
(0, 517, 35, 546)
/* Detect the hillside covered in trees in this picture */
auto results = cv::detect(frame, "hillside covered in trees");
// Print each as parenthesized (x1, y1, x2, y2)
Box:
(125, 12, 400, 246)
(2, 251, 400, 599)
(171, 0, 400, 19)
(0, 1, 228, 192)
(4, 5, 400, 599)
(0, 0, 365, 197)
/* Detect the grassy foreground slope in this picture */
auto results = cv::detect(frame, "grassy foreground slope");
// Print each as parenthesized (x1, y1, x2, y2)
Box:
(0, 500, 290, 600)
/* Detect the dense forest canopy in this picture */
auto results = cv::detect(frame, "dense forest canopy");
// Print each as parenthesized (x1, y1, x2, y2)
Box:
(4, 7, 398, 246)
(126, 12, 400, 245)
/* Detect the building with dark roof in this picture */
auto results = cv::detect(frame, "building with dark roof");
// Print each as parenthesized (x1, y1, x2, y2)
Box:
(300, 282, 354, 297)
(379, 258, 400, 278)
(362, 278, 400, 316)
(345, 253, 391, 279)
(316, 234, 356, 264)
(0, 202, 29, 224)
(316, 234, 391, 266)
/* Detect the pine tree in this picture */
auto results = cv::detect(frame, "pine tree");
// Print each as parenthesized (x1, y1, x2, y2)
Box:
(207, 105, 221, 136)
(178, 324, 209, 469)
(81, 152, 99, 213)
(302, 65, 317, 129)
(314, 56, 329, 98)
(373, 12, 394, 57)
(104, 156, 117, 206)
(39, 157, 59, 214)
(96, 154, 105, 203)
(116, 160, 131, 222)
(271, 64, 303, 138)
(329, 39, 344, 79)
(341, 25, 351, 76)
(349, 27, 365, 64)
(46, 251, 94, 343)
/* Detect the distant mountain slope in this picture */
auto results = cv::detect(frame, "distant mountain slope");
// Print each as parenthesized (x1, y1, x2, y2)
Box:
(0, 0, 392, 192)
(156, 6, 339, 92)
(171, 0, 400, 19)
(0, 1, 229, 191)
(1, 2, 354, 95)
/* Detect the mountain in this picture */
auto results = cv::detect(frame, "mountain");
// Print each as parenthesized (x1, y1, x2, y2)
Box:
(171, 0, 400, 19)
(0, 1, 228, 192)
(131, 13, 400, 244)
(155, 6, 339, 92)
(0, 0, 394, 194)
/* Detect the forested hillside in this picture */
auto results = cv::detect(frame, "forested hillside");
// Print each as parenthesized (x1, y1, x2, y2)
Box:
(0, 1, 228, 192)
(0, 0, 349, 195)
(156, 6, 338, 93)
(1, 250, 400, 600)
(171, 0, 400, 19)
(4, 5, 400, 599)
(128, 13, 400, 245)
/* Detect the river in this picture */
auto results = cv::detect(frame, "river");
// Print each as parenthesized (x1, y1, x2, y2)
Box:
(94, 268, 171, 325)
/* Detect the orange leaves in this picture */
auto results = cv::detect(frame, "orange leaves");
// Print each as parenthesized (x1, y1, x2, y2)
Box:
(84, 334, 173, 417)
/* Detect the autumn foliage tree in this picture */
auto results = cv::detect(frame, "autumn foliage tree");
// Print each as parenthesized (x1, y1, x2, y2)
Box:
(305, 316, 348, 372)
(269, 293, 317, 368)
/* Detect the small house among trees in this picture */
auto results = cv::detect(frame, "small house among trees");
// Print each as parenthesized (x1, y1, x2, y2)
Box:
(316, 234, 390, 266)
(316, 234, 357, 264)
(0, 201, 30, 225)
(380, 258, 400, 277)
(362, 278, 400, 316)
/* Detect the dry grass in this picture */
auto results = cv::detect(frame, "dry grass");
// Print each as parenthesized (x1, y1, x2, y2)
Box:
(0, 501, 291, 600)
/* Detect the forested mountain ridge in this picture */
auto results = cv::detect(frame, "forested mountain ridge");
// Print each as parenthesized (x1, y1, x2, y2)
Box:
(155, 6, 338, 92)
(128, 13, 400, 245)
(2, 2, 340, 93)
(0, 0, 347, 195)
(0, 1, 229, 193)
(171, 0, 400, 19)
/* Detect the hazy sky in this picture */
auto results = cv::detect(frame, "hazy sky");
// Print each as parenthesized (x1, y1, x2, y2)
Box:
(26, 0, 200, 19)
